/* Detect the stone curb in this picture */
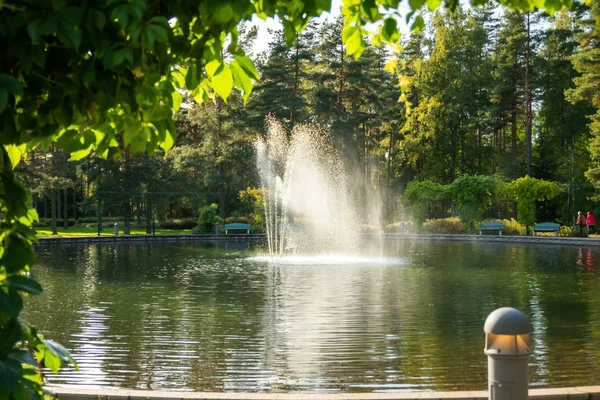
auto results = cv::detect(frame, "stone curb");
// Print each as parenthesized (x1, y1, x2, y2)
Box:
(35, 233, 600, 247)
(48, 386, 600, 400)
(35, 234, 266, 245)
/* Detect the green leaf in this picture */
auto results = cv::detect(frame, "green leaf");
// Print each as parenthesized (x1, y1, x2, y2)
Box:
(211, 3, 234, 24)
(5, 276, 43, 295)
(0, 90, 7, 113)
(382, 18, 399, 42)
(6, 350, 37, 367)
(111, 5, 130, 28)
(92, 9, 106, 30)
(0, 359, 22, 391)
(234, 55, 259, 80)
(113, 48, 133, 66)
(343, 25, 365, 59)
(4, 144, 26, 168)
(185, 63, 200, 91)
(0, 320, 23, 351)
(0, 74, 23, 96)
(148, 24, 168, 43)
(409, 0, 427, 9)
(411, 15, 425, 31)
(171, 90, 182, 112)
(208, 63, 233, 101)
(425, 0, 442, 11)
(42, 351, 61, 373)
(231, 61, 253, 104)
(0, 290, 23, 318)
(2, 235, 34, 273)
(142, 26, 155, 50)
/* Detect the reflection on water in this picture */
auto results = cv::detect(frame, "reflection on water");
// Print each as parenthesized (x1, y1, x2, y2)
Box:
(24, 240, 600, 392)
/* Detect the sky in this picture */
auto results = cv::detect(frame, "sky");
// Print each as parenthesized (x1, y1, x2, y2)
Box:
(249, 0, 342, 55)
(248, 0, 416, 56)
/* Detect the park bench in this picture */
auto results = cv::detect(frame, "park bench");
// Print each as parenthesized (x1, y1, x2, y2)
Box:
(479, 222, 505, 235)
(533, 222, 560, 236)
(224, 223, 250, 234)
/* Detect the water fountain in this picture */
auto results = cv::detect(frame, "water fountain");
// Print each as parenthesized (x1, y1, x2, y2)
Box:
(256, 118, 362, 258)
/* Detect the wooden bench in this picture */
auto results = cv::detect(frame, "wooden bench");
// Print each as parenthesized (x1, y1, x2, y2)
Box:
(224, 223, 250, 234)
(479, 222, 505, 235)
(533, 222, 560, 236)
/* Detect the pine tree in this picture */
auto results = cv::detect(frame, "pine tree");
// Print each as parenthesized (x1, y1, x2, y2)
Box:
(567, 0, 600, 188)
(491, 10, 526, 178)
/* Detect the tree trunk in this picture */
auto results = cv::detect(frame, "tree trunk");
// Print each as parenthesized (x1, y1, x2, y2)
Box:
(146, 197, 152, 234)
(219, 184, 227, 223)
(63, 188, 68, 229)
(291, 34, 300, 127)
(72, 189, 77, 221)
(525, 11, 532, 176)
(123, 148, 131, 235)
(337, 40, 344, 120)
(57, 186, 61, 220)
(137, 200, 142, 224)
(51, 189, 57, 235)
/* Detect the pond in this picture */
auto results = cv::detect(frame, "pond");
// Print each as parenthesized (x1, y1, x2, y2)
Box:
(25, 240, 600, 392)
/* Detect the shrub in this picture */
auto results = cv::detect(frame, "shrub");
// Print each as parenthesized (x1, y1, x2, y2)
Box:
(448, 174, 495, 227)
(225, 216, 251, 224)
(405, 180, 449, 223)
(158, 218, 197, 230)
(559, 225, 572, 237)
(250, 224, 265, 233)
(239, 187, 265, 227)
(384, 221, 413, 233)
(33, 218, 76, 227)
(423, 217, 467, 234)
(197, 204, 221, 233)
(478, 218, 525, 236)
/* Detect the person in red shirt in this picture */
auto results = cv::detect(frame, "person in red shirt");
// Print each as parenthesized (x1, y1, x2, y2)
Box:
(587, 211, 595, 234)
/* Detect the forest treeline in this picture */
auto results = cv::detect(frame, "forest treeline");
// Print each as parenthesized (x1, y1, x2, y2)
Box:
(16, 2, 600, 233)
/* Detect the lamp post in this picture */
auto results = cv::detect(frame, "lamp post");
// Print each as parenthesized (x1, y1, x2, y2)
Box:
(484, 307, 533, 400)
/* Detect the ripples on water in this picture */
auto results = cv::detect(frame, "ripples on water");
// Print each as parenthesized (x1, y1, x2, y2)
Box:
(24, 241, 600, 392)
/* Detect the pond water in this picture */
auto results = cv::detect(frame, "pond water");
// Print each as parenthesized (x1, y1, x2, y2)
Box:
(25, 240, 600, 392)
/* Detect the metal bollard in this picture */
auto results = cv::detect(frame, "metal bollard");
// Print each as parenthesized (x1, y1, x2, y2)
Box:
(114, 223, 118, 236)
(484, 307, 533, 400)
(215, 222, 219, 235)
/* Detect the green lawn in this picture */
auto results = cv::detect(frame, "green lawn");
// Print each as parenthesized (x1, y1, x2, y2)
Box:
(35, 226, 190, 237)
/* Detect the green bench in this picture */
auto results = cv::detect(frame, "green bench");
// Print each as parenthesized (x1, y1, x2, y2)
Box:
(533, 222, 560, 236)
(479, 222, 505, 235)
(224, 223, 250, 234)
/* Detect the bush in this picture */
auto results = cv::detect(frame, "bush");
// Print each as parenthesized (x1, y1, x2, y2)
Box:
(478, 218, 525, 236)
(33, 218, 76, 227)
(197, 204, 221, 233)
(384, 221, 413, 233)
(225, 216, 251, 224)
(250, 224, 265, 234)
(559, 225, 572, 237)
(423, 217, 467, 234)
(158, 218, 197, 230)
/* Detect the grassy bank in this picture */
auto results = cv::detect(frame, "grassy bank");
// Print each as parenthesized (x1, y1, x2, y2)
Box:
(35, 227, 189, 237)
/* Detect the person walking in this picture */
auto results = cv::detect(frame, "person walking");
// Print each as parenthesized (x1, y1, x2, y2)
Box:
(577, 211, 586, 235)
(587, 211, 596, 235)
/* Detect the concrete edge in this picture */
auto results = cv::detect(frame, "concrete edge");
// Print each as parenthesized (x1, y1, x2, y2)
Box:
(48, 386, 600, 400)
(35, 233, 600, 247)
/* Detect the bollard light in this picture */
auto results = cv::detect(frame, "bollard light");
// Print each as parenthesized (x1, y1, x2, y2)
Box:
(114, 223, 118, 236)
(484, 307, 533, 400)
(215, 222, 219, 235)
